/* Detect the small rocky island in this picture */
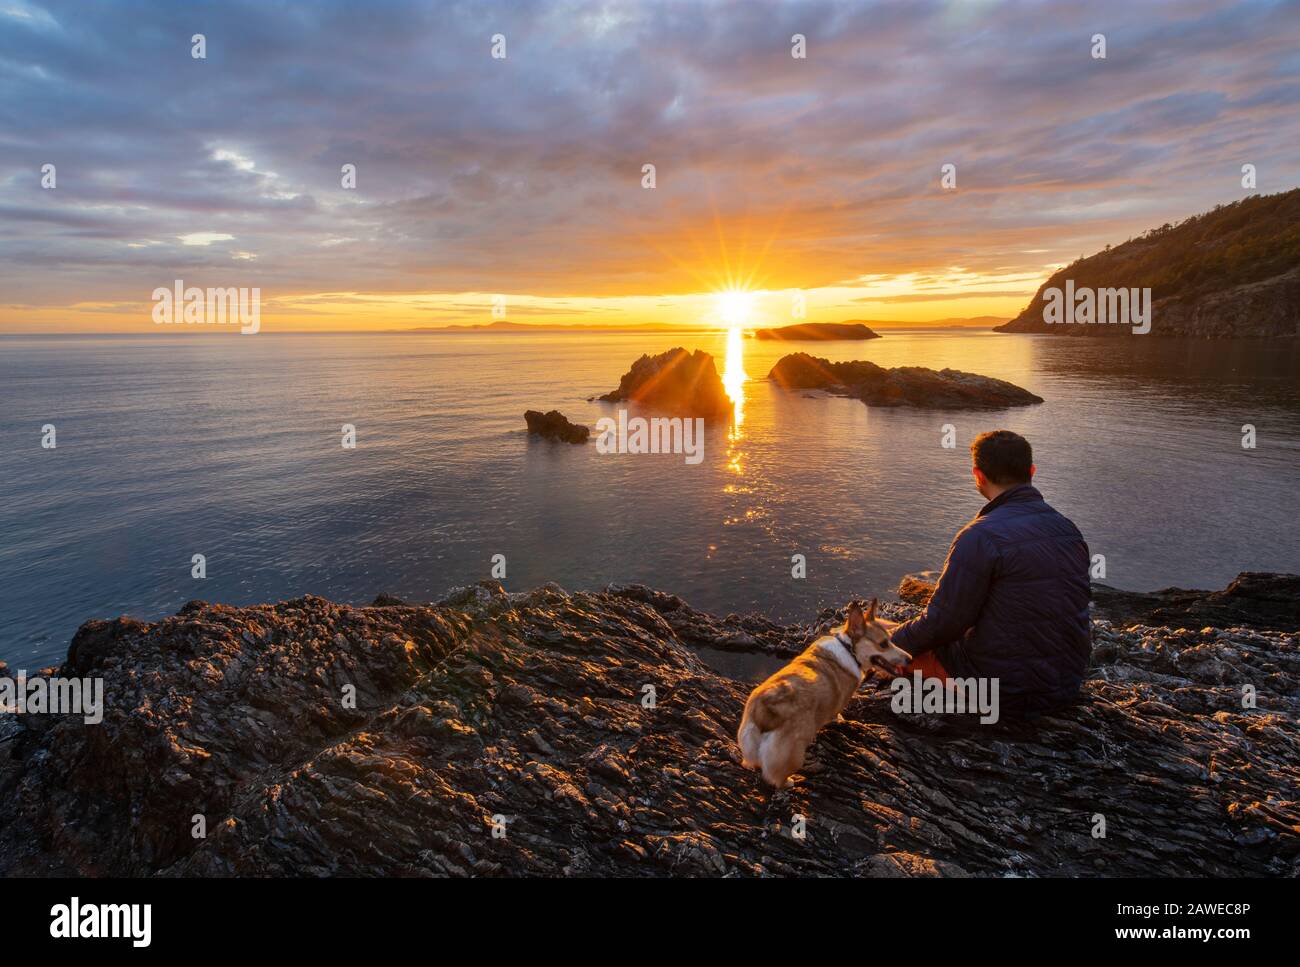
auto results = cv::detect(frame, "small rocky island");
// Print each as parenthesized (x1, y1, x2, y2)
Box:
(769, 352, 1044, 409)
(524, 409, 589, 444)
(754, 322, 881, 341)
(1, 577, 1295, 877)
(597, 347, 732, 416)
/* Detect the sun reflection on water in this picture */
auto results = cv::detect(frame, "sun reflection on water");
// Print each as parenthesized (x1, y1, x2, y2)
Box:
(715, 288, 752, 474)
(722, 322, 747, 436)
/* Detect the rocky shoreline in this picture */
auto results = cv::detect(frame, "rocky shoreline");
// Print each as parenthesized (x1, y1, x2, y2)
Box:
(1, 579, 1296, 877)
(900, 570, 1300, 634)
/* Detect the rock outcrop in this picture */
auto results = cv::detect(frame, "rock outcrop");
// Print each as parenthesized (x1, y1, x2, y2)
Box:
(2, 583, 1295, 877)
(769, 353, 1043, 409)
(524, 409, 589, 444)
(897, 572, 940, 606)
(1091, 572, 1300, 633)
(754, 322, 881, 341)
(899, 571, 1298, 633)
(597, 348, 732, 416)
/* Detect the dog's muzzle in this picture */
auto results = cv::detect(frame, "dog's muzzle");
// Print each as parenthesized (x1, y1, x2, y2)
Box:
(871, 655, 908, 675)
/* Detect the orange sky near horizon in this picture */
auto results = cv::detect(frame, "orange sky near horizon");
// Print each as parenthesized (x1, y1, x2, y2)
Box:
(1, 268, 1043, 334)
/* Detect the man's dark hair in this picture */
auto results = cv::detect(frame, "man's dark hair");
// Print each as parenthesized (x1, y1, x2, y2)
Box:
(971, 430, 1033, 485)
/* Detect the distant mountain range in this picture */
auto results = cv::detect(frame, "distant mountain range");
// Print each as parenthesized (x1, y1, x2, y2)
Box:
(997, 188, 1300, 338)
(408, 316, 1007, 334)
(407, 320, 711, 333)
(848, 316, 1009, 329)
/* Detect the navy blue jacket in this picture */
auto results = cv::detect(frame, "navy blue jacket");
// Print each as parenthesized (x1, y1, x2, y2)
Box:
(892, 484, 1091, 716)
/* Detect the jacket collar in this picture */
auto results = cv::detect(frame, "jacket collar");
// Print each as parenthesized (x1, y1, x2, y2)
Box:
(977, 483, 1041, 518)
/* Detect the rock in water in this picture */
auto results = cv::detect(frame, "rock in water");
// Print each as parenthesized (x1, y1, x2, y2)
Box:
(754, 322, 881, 341)
(599, 348, 732, 416)
(769, 353, 1043, 409)
(897, 573, 939, 606)
(524, 409, 590, 444)
(1, 583, 1296, 877)
(768, 353, 888, 390)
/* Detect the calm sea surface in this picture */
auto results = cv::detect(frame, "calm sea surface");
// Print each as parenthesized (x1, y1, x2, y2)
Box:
(2, 328, 1298, 668)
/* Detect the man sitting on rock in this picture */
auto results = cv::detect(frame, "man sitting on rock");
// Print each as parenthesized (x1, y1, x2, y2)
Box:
(890, 430, 1092, 717)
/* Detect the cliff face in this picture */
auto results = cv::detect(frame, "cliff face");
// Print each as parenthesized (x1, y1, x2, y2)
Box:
(997, 188, 1300, 338)
(1, 583, 1296, 877)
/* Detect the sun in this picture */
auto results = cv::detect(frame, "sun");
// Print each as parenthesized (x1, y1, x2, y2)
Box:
(717, 289, 754, 328)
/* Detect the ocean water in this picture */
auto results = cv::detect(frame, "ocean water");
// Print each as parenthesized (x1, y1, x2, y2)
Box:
(1, 328, 1297, 668)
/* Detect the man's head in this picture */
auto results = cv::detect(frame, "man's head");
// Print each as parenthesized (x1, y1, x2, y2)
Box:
(970, 430, 1035, 499)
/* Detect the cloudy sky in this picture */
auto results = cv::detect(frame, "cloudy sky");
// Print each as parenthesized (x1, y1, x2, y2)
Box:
(2, 0, 1298, 331)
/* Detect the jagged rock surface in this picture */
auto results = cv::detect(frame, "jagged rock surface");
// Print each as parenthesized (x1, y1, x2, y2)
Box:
(1092, 572, 1300, 633)
(524, 409, 590, 444)
(901, 572, 1299, 634)
(769, 353, 1043, 409)
(1, 584, 1295, 877)
(597, 348, 732, 416)
(898, 572, 941, 606)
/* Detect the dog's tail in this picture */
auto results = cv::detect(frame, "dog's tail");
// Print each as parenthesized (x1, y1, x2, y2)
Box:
(738, 679, 799, 769)
(749, 678, 798, 733)
(737, 716, 763, 769)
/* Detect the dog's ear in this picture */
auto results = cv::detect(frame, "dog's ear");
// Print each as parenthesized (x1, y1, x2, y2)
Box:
(865, 597, 878, 623)
(846, 601, 866, 639)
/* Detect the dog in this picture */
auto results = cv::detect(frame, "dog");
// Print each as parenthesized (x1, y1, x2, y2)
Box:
(737, 599, 911, 789)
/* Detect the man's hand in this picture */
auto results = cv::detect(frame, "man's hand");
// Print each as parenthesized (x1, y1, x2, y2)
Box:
(891, 525, 996, 657)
